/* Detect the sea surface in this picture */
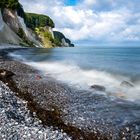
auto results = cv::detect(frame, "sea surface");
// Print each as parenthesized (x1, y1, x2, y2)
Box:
(10, 46, 140, 102)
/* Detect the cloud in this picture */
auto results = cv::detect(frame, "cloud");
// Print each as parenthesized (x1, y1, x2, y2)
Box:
(19, 0, 140, 44)
(82, 0, 96, 7)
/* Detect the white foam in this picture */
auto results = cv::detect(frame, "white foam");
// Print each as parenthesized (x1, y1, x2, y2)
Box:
(8, 51, 140, 102)
(9, 52, 26, 60)
(0, 45, 22, 49)
(25, 61, 140, 102)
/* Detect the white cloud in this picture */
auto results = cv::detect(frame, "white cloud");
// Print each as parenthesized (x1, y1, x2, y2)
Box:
(19, 0, 140, 44)
(83, 0, 96, 7)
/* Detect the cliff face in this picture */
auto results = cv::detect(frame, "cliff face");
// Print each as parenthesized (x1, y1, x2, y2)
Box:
(2, 8, 20, 33)
(53, 31, 74, 47)
(0, 1, 74, 47)
(24, 13, 55, 48)
(1, 8, 43, 47)
(0, 9, 21, 45)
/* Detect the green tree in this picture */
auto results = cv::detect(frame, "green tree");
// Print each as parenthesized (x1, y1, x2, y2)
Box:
(0, 0, 21, 10)
(25, 13, 55, 29)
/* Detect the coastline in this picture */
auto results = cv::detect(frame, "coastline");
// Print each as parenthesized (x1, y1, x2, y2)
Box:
(0, 48, 139, 140)
(0, 49, 103, 140)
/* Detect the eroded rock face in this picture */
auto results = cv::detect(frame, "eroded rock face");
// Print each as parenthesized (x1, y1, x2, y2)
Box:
(0, 9, 21, 45)
(91, 85, 106, 91)
(1, 8, 40, 47)
(2, 8, 20, 33)
(120, 81, 134, 88)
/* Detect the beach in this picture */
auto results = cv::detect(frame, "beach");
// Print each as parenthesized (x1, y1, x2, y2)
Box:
(0, 47, 140, 140)
(0, 48, 101, 139)
(0, 48, 72, 139)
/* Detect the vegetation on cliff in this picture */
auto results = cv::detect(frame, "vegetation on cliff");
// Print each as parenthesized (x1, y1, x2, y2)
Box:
(0, 0, 74, 47)
(35, 27, 54, 48)
(54, 31, 74, 47)
(0, 0, 21, 10)
(0, 1, 54, 29)
(25, 13, 74, 47)
(25, 13, 55, 29)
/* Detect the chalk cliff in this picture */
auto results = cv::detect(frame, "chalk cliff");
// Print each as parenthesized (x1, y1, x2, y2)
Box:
(0, 0, 74, 47)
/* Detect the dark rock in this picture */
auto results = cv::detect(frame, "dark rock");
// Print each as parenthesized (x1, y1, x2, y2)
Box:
(91, 85, 106, 91)
(120, 81, 134, 88)
(0, 69, 15, 79)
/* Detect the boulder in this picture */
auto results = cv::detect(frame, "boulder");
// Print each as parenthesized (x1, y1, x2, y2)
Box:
(120, 81, 134, 88)
(91, 85, 106, 91)
(0, 69, 15, 79)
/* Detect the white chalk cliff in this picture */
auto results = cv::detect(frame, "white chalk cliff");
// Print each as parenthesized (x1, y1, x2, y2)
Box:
(0, 8, 74, 48)
(0, 9, 21, 45)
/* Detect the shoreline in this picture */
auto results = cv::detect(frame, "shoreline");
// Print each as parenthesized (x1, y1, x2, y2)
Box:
(0, 49, 104, 140)
(0, 48, 140, 140)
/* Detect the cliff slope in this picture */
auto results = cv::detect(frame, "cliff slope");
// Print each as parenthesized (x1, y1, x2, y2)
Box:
(0, 0, 74, 47)
(0, 9, 21, 45)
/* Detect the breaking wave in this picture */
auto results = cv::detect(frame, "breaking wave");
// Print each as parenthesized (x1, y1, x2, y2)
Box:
(26, 61, 140, 102)
(9, 50, 140, 103)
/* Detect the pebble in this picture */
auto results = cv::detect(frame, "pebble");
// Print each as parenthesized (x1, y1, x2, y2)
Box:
(125, 127, 129, 132)
(0, 81, 71, 140)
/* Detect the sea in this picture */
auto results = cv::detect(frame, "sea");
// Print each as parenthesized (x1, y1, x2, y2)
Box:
(10, 46, 140, 102)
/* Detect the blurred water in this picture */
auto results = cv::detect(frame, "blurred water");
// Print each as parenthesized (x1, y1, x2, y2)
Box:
(10, 46, 140, 102)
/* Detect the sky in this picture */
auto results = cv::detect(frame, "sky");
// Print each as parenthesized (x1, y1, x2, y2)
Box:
(19, 0, 140, 46)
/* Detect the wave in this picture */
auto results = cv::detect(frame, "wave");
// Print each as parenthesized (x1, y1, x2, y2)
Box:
(9, 52, 140, 102)
(27, 61, 140, 102)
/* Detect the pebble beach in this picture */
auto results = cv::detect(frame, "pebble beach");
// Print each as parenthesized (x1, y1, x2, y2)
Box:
(0, 80, 71, 140)
(0, 47, 140, 140)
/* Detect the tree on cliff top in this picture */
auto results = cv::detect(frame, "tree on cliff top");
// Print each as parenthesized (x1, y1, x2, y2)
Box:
(25, 13, 55, 29)
(0, 0, 21, 10)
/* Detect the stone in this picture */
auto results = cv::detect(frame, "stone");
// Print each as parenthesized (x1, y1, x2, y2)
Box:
(0, 69, 15, 79)
(35, 75, 42, 80)
(91, 85, 106, 91)
(0, 81, 71, 139)
(120, 81, 134, 88)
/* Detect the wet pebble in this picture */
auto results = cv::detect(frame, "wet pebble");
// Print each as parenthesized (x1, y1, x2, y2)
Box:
(0, 81, 71, 140)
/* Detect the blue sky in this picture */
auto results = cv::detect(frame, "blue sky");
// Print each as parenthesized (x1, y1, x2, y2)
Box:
(65, 0, 78, 6)
(20, 0, 140, 46)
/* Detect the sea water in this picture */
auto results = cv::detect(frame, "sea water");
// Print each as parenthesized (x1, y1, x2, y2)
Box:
(8, 46, 140, 138)
(10, 46, 140, 102)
